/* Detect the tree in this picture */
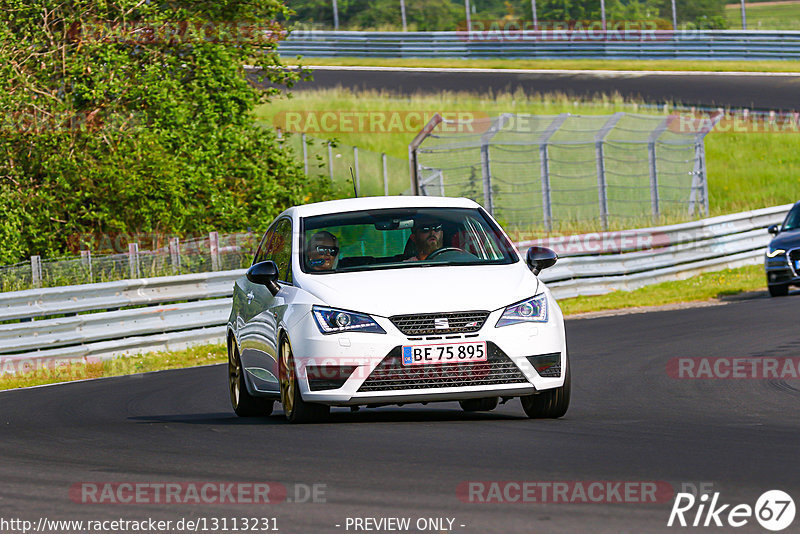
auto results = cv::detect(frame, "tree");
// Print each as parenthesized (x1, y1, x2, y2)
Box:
(0, 0, 330, 263)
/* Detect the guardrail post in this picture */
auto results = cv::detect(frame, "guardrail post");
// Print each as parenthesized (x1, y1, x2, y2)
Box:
(301, 133, 309, 175)
(209, 231, 220, 271)
(382, 153, 389, 196)
(80, 250, 93, 284)
(169, 237, 181, 275)
(31, 255, 42, 288)
(594, 112, 625, 231)
(128, 243, 140, 279)
(648, 116, 671, 222)
(538, 113, 570, 232)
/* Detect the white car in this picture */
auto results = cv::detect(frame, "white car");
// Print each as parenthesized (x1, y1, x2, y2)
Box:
(227, 196, 569, 423)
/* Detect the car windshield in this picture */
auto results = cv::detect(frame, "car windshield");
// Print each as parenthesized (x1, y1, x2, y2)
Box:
(301, 207, 518, 274)
(782, 204, 800, 231)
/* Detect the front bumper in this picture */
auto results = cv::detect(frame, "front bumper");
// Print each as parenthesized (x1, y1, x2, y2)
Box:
(765, 250, 800, 287)
(286, 293, 568, 406)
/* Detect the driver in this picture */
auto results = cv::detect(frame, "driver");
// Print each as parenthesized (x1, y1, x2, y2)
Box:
(406, 216, 444, 261)
(306, 231, 339, 271)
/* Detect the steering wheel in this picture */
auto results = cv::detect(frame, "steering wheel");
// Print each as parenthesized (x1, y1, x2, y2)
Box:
(426, 247, 467, 260)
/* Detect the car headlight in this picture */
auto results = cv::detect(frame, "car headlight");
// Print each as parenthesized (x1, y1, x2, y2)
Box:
(312, 306, 386, 335)
(496, 294, 548, 327)
(766, 248, 786, 258)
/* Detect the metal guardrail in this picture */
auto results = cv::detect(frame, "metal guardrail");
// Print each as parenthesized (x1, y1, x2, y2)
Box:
(0, 204, 791, 373)
(534, 204, 792, 298)
(279, 30, 800, 60)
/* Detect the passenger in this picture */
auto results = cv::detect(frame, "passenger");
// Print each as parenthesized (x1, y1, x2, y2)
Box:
(306, 231, 339, 271)
(406, 217, 444, 261)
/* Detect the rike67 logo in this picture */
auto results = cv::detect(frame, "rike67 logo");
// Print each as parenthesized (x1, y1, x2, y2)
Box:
(668, 490, 795, 531)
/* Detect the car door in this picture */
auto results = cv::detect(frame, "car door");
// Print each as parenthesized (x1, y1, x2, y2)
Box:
(240, 218, 293, 394)
(235, 226, 272, 347)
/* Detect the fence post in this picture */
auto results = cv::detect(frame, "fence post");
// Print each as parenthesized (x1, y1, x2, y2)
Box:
(479, 113, 513, 215)
(31, 255, 42, 288)
(209, 231, 220, 271)
(328, 141, 334, 181)
(408, 113, 444, 195)
(647, 116, 671, 222)
(302, 133, 309, 175)
(689, 111, 723, 217)
(382, 153, 389, 196)
(128, 243, 140, 279)
(538, 113, 570, 232)
(353, 146, 360, 194)
(169, 237, 181, 275)
(594, 112, 625, 231)
(80, 250, 93, 284)
(480, 144, 493, 213)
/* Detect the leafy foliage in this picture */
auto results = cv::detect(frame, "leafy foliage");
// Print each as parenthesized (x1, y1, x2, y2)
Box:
(0, 0, 331, 264)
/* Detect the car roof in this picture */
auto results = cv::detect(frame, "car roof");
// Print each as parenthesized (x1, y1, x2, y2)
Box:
(287, 196, 482, 218)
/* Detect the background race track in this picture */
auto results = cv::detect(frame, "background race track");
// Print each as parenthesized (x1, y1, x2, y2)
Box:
(1, 294, 798, 533)
(291, 66, 800, 111)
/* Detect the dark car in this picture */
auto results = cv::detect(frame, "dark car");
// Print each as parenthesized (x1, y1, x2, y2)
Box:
(765, 201, 800, 297)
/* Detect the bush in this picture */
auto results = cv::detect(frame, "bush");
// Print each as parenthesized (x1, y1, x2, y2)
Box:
(0, 0, 331, 264)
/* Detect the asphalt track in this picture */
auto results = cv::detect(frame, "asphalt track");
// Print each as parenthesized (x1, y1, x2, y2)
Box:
(289, 66, 800, 111)
(2, 293, 799, 533)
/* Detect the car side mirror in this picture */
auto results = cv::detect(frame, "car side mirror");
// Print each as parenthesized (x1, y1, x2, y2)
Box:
(246, 261, 280, 296)
(768, 224, 780, 235)
(525, 246, 558, 275)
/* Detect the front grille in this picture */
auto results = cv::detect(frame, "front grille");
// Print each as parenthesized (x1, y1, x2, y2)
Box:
(790, 250, 800, 275)
(389, 311, 490, 336)
(766, 257, 788, 269)
(357, 343, 529, 392)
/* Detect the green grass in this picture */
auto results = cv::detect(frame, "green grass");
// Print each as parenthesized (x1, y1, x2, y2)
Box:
(258, 88, 800, 232)
(726, 1, 800, 31)
(558, 264, 766, 315)
(0, 344, 226, 391)
(290, 57, 800, 73)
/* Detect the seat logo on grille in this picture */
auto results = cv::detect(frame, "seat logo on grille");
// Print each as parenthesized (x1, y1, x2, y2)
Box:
(434, 317, 450, 329)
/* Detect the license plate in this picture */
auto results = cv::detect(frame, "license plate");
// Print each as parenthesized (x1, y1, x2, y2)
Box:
(402, 341, 487, 366)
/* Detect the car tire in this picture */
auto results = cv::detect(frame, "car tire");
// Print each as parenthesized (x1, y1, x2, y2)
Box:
(229, 340, 274, 417)
(279, 337, 330, 424)
(520, 356, 571, 419)
(459, 397, 499, 412)
(768, 284, 789, 297)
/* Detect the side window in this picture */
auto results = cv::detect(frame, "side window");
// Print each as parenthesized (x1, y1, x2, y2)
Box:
(252, 229, 274, 266)
(267, 218, 293, 284)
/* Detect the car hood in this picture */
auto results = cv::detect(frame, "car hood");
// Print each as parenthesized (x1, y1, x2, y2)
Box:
(297, 263, 539, 317)
(769, 229, 800, 250)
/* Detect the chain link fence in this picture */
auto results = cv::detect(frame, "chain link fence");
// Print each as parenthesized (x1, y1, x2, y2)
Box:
(282, 133, 411, 197)
(411, 112, 719, 234)
(0, 232, 259, 293)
